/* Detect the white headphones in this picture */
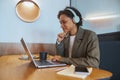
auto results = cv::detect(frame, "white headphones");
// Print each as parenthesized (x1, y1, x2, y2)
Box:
(66, 8, 80, 23)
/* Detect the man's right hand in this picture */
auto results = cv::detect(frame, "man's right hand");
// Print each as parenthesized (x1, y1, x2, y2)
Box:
(57, 32, 68, 42)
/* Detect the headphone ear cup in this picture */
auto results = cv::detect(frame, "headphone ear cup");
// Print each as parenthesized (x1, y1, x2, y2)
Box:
(66, 8, 80, 23)
(73, 16, 79, 23)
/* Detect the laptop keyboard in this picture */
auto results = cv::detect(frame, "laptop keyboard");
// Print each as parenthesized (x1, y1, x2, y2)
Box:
(35, 60, 53, 65)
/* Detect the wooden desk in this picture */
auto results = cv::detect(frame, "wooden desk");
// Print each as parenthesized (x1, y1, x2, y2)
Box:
(0, 55, 112, 80)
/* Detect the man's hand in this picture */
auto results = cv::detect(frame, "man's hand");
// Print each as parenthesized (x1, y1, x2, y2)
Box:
(57, 32, 68, 42)
(50, 55, 62, 61)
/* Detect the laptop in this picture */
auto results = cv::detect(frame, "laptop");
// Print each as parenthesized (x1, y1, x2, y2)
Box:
(20, 38, 66, 68)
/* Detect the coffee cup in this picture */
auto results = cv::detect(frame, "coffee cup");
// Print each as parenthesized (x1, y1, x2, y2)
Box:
(39, 52, 47, 61)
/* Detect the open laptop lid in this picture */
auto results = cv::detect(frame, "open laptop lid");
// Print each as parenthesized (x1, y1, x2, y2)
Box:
(20, 38, 38, 67)
(20, 38, 66, 68)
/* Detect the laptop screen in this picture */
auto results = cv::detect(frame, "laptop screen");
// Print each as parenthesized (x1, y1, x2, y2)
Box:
(20, 38, 33, 61)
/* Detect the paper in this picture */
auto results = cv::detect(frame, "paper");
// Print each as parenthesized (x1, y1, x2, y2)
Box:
(56, 65, 92, 79)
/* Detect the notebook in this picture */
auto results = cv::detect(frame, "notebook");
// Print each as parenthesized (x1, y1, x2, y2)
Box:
(57, 65, 92, 79)
(20, 38, 66, 68)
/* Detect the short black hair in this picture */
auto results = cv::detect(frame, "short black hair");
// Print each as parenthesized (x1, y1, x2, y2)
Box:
(57, 6, 83, 28)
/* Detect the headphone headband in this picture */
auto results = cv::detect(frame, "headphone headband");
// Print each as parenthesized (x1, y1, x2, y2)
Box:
(66, 8, 80, 23)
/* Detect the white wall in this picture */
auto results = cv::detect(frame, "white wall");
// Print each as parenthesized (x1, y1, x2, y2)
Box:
(0, 0, 69, 43)
(71, 0, 120, 34)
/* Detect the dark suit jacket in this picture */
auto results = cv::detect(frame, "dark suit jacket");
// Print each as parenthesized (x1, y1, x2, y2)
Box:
(56, 27, 100, 68)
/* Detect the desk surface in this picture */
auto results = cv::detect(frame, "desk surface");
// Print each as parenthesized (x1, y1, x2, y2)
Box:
(0, 55, 112, 80)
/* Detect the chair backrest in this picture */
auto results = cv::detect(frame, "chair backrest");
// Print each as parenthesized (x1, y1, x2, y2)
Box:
(98, 32, 120, 80)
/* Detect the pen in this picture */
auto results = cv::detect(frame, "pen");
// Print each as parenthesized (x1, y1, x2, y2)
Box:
(65, 32, 69, 38)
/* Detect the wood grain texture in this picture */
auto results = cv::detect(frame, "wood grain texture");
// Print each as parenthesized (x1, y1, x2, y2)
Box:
(0, 43, 56, 55)
(0, 55, 112, 80)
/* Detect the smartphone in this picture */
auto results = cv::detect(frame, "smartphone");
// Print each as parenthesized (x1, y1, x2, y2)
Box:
(75, 66, 89, 75)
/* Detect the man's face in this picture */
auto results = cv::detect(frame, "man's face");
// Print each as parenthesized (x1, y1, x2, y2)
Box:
(59, 14, 74, 33)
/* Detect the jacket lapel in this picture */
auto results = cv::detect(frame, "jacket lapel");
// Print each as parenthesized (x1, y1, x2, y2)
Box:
(72, 27, 84, 57)
(64, 36, 70, 57)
